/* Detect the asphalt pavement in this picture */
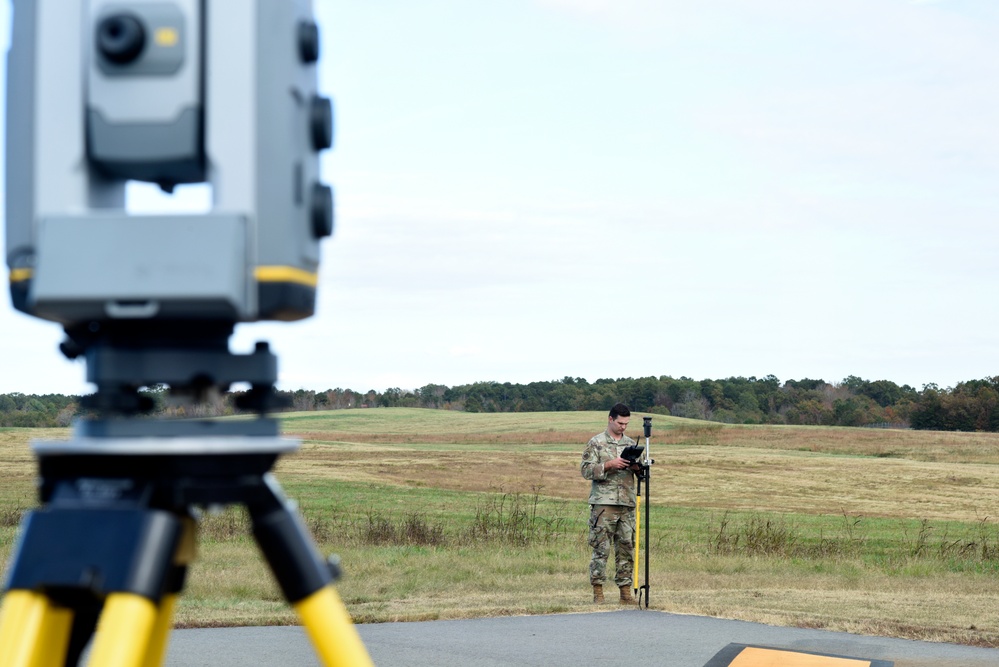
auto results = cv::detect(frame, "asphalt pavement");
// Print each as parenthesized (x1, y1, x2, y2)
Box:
(162, 610, 999, 666)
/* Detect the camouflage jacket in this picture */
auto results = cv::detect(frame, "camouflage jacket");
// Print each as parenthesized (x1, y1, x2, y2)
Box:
(580, 430, 637, 507)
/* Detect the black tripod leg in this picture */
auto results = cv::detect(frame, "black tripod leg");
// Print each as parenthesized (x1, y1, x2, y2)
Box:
(248, 490, 332, 604)
(64, 604, 100, 667)
(144, 517, 197, 667)
(248, 477, 372, 666)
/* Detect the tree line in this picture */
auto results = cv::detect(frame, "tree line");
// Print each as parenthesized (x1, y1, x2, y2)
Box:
(2, 375, 999, 431)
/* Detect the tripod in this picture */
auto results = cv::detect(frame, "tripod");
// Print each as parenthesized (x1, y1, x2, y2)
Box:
(632, 417, 653, 609)
(0, 336, 373, 667)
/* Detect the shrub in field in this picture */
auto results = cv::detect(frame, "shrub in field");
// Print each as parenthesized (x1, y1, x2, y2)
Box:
(0, 507, 25, 528)
(470, 489, 570, 547)
(194, 505, 446, 547)
(364, 512, 446, 547)
(707, 510, 999, 570)
(712, 513, 800, 557)
(198, 507, 250, 541)
(932, 517, 999, 563)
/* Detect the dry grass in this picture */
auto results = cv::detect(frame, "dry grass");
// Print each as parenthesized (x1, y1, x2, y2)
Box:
(284, 410, 999, 464)
(663, 423, 999, 465)
(174, 536, 999, 646)
(664, 562, 999, 647)
(278, 409, 999, 647)
(3, 410, 999, 647)
(280, 429, 999, 524)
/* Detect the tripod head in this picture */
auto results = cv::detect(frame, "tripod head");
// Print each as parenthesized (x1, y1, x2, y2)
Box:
(6, 0, 333, 417)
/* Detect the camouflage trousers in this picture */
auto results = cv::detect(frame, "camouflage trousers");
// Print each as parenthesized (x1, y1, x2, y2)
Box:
(588, 504, 635, 588)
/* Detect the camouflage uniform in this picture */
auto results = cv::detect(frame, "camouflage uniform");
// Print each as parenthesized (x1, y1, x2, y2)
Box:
(580, 430, 637, 588)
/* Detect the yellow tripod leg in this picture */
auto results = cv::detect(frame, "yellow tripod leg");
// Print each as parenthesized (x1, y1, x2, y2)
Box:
(0, 590, 72, 667)
(141, 517, 196, 667)
(294, 586, 374, 667)
(87, 593, 157, 667)
(140, 594, 178, 667)
(633, 501, 641, 592)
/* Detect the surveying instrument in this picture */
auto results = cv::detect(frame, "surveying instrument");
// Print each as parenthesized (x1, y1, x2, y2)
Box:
(0, 1, 373, 665)
(632, 417, 653, 608)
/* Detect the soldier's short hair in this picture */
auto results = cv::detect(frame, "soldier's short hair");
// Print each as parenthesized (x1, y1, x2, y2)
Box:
(609, 403, 631, 419)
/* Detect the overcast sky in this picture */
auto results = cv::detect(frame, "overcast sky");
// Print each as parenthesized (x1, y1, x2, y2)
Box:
(2, 0, 999, 395)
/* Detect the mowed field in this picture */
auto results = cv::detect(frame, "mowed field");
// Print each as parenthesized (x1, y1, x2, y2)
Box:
(2, 409, 999, 646)
(282, 411, 999, 520)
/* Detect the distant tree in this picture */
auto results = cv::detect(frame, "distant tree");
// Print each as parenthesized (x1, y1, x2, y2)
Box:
(292, 389, 317, 412)
(672, 391, 711, 420)
(417, 384, 447, 409)
(910, 386, 945, 430)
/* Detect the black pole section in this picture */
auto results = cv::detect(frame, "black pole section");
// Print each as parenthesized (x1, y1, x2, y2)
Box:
(640, 416, 653, 609)
(643, 464, 651, 608)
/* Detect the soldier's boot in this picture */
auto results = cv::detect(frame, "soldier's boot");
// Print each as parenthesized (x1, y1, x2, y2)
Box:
(592, 585, 604, 604)
(619, 585, 636, 605)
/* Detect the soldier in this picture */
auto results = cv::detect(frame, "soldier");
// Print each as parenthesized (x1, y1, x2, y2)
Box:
(581, 403, 640, 605)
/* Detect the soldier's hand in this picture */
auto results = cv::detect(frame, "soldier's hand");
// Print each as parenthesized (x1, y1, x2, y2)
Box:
(605, 457, 629, 471)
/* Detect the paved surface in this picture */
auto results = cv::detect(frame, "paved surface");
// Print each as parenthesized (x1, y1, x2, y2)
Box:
(162, 610, 999, 666)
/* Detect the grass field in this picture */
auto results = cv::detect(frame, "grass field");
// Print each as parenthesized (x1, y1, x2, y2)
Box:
(2, 409, 999, 646)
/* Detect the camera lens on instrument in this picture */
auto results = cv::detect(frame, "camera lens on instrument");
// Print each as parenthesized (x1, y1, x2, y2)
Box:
(97, 14, 146, 65)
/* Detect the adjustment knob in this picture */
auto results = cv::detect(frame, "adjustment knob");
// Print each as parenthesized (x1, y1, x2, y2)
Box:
(298, 20, 320, 63)
(311, 183, 334, 238)
(310, 96, 333, 150)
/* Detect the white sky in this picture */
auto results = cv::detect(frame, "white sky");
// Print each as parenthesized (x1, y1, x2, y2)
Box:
(2, 0, 999, 395)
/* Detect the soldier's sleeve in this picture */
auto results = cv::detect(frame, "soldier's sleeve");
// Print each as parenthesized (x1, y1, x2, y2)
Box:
(580, 439, 605, 481)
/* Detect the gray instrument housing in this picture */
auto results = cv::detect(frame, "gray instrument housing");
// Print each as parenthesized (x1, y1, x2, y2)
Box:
(6, 0, 333, 326)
